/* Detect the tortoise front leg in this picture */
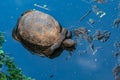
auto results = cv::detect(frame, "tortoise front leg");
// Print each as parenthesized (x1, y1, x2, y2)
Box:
(50, 28, 67, 53)
(50, 28, 67, 51)
(44, 28, 67, 57)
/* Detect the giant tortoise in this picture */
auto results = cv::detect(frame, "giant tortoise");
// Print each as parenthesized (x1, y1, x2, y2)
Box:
(12, 10, 75, 59)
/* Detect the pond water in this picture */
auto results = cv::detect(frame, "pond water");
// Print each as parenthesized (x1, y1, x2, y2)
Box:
(0, 0, 120, 80)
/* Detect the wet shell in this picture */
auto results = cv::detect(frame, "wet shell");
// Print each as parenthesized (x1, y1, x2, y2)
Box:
(18, 10, 62, 47)
(13, 10, 65, 57)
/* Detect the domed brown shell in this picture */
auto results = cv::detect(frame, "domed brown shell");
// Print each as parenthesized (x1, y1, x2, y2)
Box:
(18, 10, 62, 47)
(12, 10, 66, 57)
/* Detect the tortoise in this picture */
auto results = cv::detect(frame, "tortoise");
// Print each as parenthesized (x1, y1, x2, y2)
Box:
(12, 10, 75, 59)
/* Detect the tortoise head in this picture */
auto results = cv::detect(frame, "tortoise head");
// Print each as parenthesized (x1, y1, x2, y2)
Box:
(62, 39, 76, 48)
(61, 29, 76, 48)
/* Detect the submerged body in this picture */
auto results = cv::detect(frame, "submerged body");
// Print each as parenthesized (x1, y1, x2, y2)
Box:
(12, 10, 75, 59)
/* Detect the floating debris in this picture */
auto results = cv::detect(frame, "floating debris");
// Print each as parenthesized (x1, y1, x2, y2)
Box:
(93, 30, 111, 43)
(34, 3, 50, 11)
(74, 27, 101, 55)
(87, 22, 94, 28)
(113, 50, 120, 58)
(113, 18, 120, 28)
(92, 5, 106, 18)
(113, 41, 120, 58)
(113, 65, 120, 80)
(87, 18, 95, 28)
(74, 27, 93, 43)
(74, 27, 88, 36)
(89, 18, 95, 24)
(114, 41, 120, 49)
(93, 0, 106, 4)
(89, 43, 95, 54)
(79, 9, 92, 22)
(89, 43, 101, 55)
(113, 41, 120, 80)
(74, 27, 110, 55)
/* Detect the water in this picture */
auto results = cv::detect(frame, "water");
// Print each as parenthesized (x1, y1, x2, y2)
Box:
(0, 0, 120, 80)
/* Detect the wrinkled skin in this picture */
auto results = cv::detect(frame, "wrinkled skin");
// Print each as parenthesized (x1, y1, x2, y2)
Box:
(12, 10, 75, 58)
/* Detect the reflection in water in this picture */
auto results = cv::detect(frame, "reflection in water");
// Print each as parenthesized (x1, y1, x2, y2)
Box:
(77, 57, 99, 70)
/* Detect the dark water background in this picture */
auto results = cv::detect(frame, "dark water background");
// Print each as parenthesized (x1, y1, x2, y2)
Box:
(0, 0, 120, 80)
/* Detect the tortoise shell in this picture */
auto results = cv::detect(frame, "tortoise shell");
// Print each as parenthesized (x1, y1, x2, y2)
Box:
(18, 10, 62, 47)
(12, 10, 75, 58)
(12, 10, 65, 57)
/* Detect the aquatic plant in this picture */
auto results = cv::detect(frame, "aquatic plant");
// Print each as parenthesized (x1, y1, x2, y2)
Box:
(0, 32, 35, 80)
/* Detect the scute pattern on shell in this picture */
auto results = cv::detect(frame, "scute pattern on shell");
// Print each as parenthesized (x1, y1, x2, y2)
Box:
(18, 10, 61, 47)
